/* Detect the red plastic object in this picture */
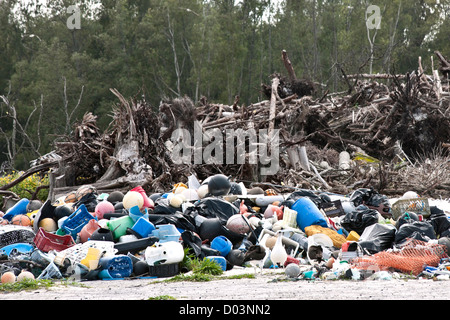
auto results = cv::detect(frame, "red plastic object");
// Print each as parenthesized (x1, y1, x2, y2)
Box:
(33, 227, 76, 253)
(130, 186, 154, 209)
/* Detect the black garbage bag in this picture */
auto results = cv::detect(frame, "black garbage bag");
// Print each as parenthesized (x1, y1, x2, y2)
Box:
(395, 212, 420, 230)
(73, 192, 98, 212)
(341, 205, 379, 235)
(349, 187, 391, 218)
(186, 197, 239, 223)
(286, 189, 322, 206)
(358, 223, 396, 254)
(429, 206, 450, 238)
(198, 217, 245, 244)
(394, 220, 436, 244)
(181, 230, 220, 260)
(149, 212, 197, 233)
(152, 198, 180, 215)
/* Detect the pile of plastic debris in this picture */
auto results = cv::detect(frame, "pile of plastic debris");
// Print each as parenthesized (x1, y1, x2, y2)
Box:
(0, 174, 449, 283)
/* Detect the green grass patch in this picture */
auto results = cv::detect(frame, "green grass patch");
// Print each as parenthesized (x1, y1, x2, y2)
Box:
(0, 279, 54, 293)
(148, 295, 177, 300)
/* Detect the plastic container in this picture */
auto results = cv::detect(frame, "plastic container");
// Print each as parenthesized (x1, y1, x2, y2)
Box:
(106, 215, 135, 240)
(128, 205, 149, 223)
(282, 207, 298, 228)
(0, 243, 34, 257)
(204, 256, 227, 271)
(148, 263, 180, 278)
(210, 236, 232, 257)
(37, 262, 63, 280)
(90, 227, 114, 242)
(292, 197, 328, 232)
(131, 217, 155, 238)
(34, 227, 76, 253)
(60, 204, 96, 239)
(145, 241, 184, 266)
(78, 219, 100, 243)
(3, 198, 30, 221)
(98, 255, 133, 279)
(151, 224, 181, 243)
(346, 231, 360, 242)
(80, 247, 102, 270)
(391, 197, 431, 220)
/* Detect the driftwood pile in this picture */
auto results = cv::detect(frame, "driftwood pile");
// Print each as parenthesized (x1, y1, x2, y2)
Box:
(3, 51, 449, 201)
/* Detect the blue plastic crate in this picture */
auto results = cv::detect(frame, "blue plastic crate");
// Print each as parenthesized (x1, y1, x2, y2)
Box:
(60, 205, 96, 239)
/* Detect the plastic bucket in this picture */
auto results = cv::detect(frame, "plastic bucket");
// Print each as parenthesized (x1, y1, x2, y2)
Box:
(292, 197, 328, 232)
(210, 236, 232, 257)
(78, 219, 100, 243)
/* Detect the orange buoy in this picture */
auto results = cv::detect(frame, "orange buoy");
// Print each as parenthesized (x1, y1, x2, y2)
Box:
(1, 272, 16, 284)
(11, 214, 32, 227)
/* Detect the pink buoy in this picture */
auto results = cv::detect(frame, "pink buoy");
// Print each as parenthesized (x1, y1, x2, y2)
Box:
(94, 201, 115, 220)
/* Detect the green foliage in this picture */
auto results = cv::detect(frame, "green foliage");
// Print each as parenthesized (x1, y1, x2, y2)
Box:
(181, 248, 224, 276)
(148, 295, 177, 300)
(0, 172, 49, 205)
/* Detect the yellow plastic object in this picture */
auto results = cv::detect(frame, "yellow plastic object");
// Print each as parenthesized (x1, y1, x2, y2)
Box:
(28, 209, 39, 226)
(80, 247, 101, 270)
(305, 225, 347, 249)
(346, 230, 360, 242)
(353, 152, 380, 163)
(173, 183, 188, 193)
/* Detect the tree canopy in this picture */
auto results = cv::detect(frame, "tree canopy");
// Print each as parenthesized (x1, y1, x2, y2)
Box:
(1, 0, 449, 170)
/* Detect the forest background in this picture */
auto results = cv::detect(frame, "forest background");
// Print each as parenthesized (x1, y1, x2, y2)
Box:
(0, 0, 449, 171)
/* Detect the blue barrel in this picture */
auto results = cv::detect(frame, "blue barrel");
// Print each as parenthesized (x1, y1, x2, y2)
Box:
(292, 197, 328, 231)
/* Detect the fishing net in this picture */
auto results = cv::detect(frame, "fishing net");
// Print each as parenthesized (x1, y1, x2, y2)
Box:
(351, 238, 448, 276)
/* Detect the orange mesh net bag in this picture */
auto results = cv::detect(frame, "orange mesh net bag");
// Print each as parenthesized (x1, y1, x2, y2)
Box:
(351, 238, 448, 276)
